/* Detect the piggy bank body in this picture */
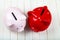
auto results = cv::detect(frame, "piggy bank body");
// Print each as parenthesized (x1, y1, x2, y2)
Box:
(28, 6, 52, 32)
(4, 7, 26, 32)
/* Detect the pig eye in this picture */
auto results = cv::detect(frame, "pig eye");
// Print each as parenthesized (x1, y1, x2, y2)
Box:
(40, 8, 45, 16)
(12, 12, 17, 20)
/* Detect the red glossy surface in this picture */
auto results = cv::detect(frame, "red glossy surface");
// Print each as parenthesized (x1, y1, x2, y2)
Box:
(28, 6, 52, 32)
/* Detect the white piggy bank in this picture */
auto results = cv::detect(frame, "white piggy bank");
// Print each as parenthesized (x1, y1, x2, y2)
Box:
(4, 7, 26, 32)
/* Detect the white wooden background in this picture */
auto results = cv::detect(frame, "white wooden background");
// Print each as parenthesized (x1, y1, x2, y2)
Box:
(0, 0, 60, 40)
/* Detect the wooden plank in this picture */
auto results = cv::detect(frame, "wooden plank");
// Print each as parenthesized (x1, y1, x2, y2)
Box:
(0, 0, 60, 40)
(46, 0, 60, 40)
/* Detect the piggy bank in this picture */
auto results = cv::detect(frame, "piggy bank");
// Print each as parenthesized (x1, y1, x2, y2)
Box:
(28, 6, 52, 32)
(4, 7, 26, 32)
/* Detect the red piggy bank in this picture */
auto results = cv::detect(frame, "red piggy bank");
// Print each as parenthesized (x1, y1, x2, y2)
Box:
(28, 6, 52, 32)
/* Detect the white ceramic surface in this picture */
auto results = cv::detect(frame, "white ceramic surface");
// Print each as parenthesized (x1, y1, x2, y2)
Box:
(4, 7, 26, 32)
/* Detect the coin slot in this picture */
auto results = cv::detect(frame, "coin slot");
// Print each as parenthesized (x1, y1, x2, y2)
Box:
(40, 9, 45, 16)
(12, 12, 17, 20)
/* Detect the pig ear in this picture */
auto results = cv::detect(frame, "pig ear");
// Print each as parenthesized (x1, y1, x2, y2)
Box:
(28, 11, 34, 16)
(43, 6, 47, 9)
(28, 11, 37, 18)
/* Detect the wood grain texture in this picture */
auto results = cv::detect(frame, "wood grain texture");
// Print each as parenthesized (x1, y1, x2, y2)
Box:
(0, 0, 60, 40)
